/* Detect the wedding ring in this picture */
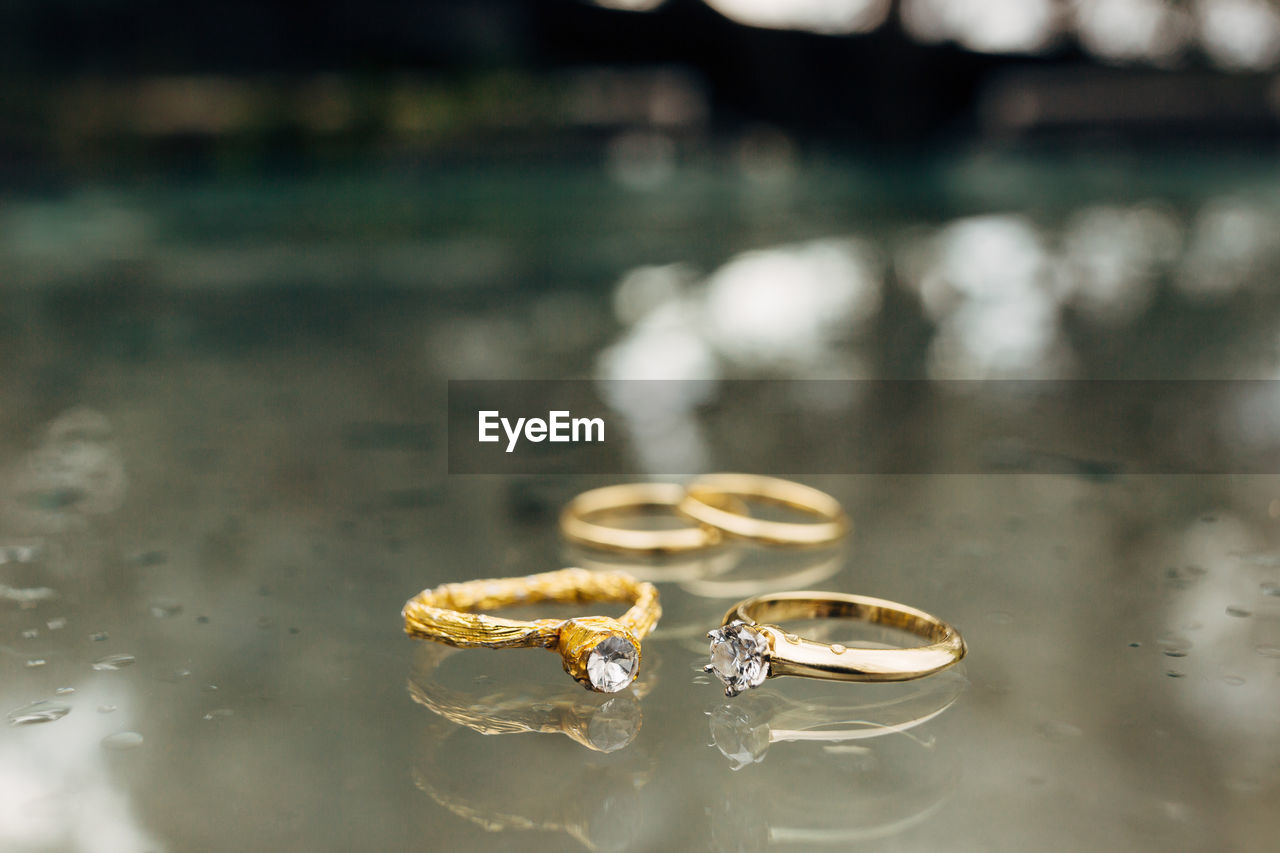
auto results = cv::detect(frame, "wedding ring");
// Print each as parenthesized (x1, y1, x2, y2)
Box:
(402, 568, 661, 693)
(559, 482, 727, 554)
(705, 591, 965, 696)
(678, 474, 851, 547)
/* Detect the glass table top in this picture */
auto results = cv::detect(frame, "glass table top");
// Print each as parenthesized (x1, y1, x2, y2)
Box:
(2, 155, 1279, 852)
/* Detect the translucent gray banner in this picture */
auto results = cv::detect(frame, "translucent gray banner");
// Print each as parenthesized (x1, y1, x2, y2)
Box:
(447, 380, 1280, 475)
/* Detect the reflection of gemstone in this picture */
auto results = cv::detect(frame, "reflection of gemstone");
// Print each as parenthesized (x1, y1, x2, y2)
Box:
(587, 636, 638, 693)
(586, 697, 641, 753)
(707, 621, 770, 696)
(708, 704, 770, 770)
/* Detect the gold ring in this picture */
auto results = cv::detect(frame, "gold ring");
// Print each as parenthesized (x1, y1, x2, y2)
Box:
(677, 473, 851, 547)
(559, 482, 727, 554)
(402, 568, 661, 693)
(705, 591, 966, 696)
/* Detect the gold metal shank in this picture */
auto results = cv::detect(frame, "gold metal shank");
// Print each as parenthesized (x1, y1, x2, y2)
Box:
(678, 473, 851, 547)
(725, 591, 966, 683)
(559, 482, 727, 554)
(402, 567, 661, 692)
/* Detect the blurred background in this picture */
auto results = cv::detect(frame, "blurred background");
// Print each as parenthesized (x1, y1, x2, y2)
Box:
(3, 3, 1280, 853)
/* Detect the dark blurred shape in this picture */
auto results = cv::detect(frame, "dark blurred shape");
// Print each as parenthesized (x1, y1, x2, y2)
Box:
(4, 0, 1278, 172)
(982, 67, 1280, 138)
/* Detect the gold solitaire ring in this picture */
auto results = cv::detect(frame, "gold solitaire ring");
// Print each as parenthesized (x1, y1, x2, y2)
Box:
(677, 473, 851, 547)
(402, 568, 661, 693)
(705, 592, 966, 696)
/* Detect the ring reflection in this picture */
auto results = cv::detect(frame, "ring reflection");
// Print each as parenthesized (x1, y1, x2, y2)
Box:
(410, 642, 658, 851)
(704, 672, 965, 850)
(407, 642, 654, 753)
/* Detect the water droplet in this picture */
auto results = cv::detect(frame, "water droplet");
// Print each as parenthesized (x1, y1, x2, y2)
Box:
(830, 644, 847, 654)
(8, 701, 71, 726)
(148, 599, 183, 619)
(1255, 644, 1280, 658)
(1157, 633, 1192, 657)
(1261, 582, 1280, 597)
(1129, 642, 1142, 648)
(101, 731, 143, 750)
(126, 550, 167, 567)
(25, 659, 46, 669)
(1226, 606, 1252, 618)
(97, 704, 117, 714)
(89, 632, 108, 642)
(46, 617, 66, 631)
(54, 687, 75, 695)
(1223, 675, 1246, 686)
(21, 629, 38, 640)
(201, 684, 219, 693)
(1164, 566, 1207, 590)
(202, 709, 233, 720)
(1166, 670, 1187, 678)
(91, 653, 136, 671)
(1039, 721, 1082, 740)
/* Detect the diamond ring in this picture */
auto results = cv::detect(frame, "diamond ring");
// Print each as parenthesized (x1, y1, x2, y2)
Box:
(402, 568, 661, 693)
(705, 591, 966, 696)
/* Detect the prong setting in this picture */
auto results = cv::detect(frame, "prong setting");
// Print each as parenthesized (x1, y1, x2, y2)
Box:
(705, 620, 770, 697)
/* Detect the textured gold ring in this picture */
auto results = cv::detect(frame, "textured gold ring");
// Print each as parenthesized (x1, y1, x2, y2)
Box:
(402, 568, 661, 693)
(677, 473, 851, 547)
(705, 591, 966, 696)
(559, 482, 728, 554)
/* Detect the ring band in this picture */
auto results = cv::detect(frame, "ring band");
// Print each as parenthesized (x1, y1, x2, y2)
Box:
(559, 483, 726, 554)
(678, 474, 851, 547)
(402, 568, 661, 693)
(705, 591, 965, 696)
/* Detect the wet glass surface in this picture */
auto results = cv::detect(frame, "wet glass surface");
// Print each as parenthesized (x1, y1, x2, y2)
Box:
(3, 156, 1280, 852)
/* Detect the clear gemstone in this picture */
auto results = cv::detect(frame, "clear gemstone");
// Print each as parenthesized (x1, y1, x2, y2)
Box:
(707, 621, 770, 696)
(586, 636, 638, 693)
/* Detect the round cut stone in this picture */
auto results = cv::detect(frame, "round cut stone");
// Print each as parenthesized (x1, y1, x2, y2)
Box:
(586, 636, 638, 693)
(707, 621, 770, 696)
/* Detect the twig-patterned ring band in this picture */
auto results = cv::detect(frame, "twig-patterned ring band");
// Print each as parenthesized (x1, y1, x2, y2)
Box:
(402, 567, 661, 693)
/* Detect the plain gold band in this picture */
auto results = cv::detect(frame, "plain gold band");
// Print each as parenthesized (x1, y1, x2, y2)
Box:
(728, 591, 965, 683)
(679, 473, 851, 547)
(559, 483, 725, 554)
